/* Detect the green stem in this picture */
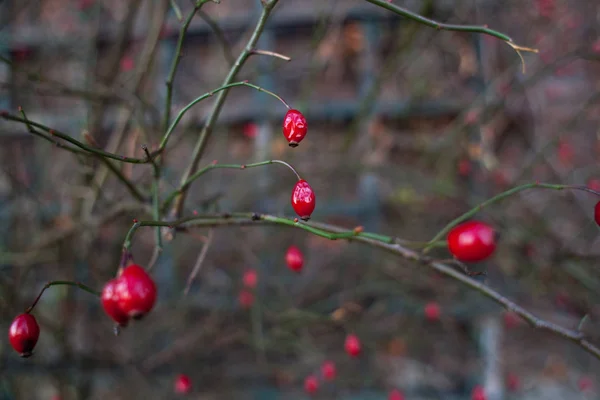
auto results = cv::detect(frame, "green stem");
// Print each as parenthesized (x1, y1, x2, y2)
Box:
(161, 159, 300, 212)
(158, 81, 289, 153)
(162, 1, 208, 133)
(171, 0, 280, 218)
(26, 280, 100, 313)
(365, 0, 512, 41)
(143, 146, 162, 259)
(422, 183, 600, 253)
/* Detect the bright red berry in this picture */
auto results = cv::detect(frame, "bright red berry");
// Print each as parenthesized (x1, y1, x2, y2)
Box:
(594, 201, 600, 227)
(174, 374, 192, 394)
(471, 385, 487, 400)
(9, 313, 40, 357)
(424, 302, 441, 321)
(344, 334, 361, 357)
(304, 375, 319, 395)
(242, 269, 258, 288)
(321, 360, 336, 381)
(447, 221, 496, 262)
(238, 289, 254, 309)
(388, 389, 405, 400)
(115, 264, 157, 319)
(291, 179, 316, 221)
(282, 109, 307, 147)
(285, 245, 304, 272)
(101, 278, 129, 326)
(506, 372, 520, 392)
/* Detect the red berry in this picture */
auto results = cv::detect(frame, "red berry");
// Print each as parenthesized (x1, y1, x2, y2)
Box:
(304, 375, 319, 395)
(458, 159, 471, 177)
(321, 360, 336, 381)
(282, 109, 307, 147)
(243, 123, 258, 139)
(8, 313, 40, 357)
(471, 385, 487, 400)
(588, 179, 600, 192)
(388, 389, 405, 400)
(242, 269, 258, 288)
(447, 221, 496, 262)
(115, 264, 157, 319)
(424, 302, 441, 321)
(557, 140, 574, 166)
(291, 179, 316, 221)
(238, 289, 254, 309)
(506, 373, 520, 392)
(174, 374, 192, 394)
(285, 245, 304, 272)
(503, 311, 520, 329)
(578, 376, 594, 392)
(594, 201, 600, 227)
(344, 334, 361, 357)
(101, 278, 129, 326)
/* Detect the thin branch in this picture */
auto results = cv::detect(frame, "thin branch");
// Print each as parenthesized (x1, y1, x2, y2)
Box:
(161, 159, 301, 212)
(184, 229, 214, 295)
(251, 49, 291, 61)
(157, 81, 290, 154)
(123, 212, 600, 360)
(143, 145, 163, 269)
(170, 0, 280, 219)
(26, 281, 100, 313)
(423, 183, 600, 252)
(198, 9, 236, 66)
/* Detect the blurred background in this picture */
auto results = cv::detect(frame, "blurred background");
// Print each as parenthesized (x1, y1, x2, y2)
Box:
(1, 0, 600, 399)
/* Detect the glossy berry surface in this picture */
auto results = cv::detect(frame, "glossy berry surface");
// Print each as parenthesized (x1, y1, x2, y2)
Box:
(595, 201, 600, 227)
(242, 269, 258, 288)
(304, 375, 319, 395)
(285, 245, 304, 272)
(424, 302, 441, 321)
(291, 179, 316, 221)
(115, 264, 157, 319)
(471, 385, 487, 400)
(9, 313, 40, 357)
(447, 221, 496, 262)
(282, 109, 307, 147)
(388, 389, 405, 400)
(174, 374, 192, 394)
(344, 333, 361, 357)
(101, 278, 129, 326)
(321, 360, 336, 381)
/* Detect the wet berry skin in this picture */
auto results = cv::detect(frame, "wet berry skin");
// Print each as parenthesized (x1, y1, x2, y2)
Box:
(285, 245, 304, 272)
(115, 264, 157, 319)
(291, 179, 316, 221)
(447, 220, 496, 262)
(101, 278, 130, 326)
(9, 313, 40, 357)
(344, 333, 361, 357)
(282, 109, 307, 147)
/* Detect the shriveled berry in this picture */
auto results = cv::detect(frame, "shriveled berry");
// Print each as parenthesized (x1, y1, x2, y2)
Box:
(447, 221, 496, 262)
(9, 313, 40, 357)
(242, 269, 258, 288)
(424, 302, 441, 321)
(594, 201, 600, 227)
(388, 389, 405, 400)
(344, 333, 361, 357)
(174, 374, 192, 394)
(101, 278, 129, 326)
(321, 360, 336, 381)
(285, 245, 304, 272)
(291, 179, 316, 221)
(115, 264, 157, 319)
(282, 109, 307, 147)
(304, 375, 319, 395)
